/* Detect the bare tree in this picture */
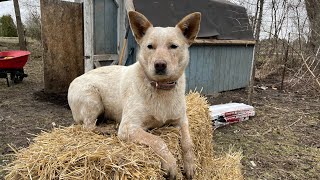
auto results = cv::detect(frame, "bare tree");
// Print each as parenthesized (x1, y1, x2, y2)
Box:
(13, 0, 27, 50)
(248, 0, 265, 104)
(20, 0, 41, 40)
(305, 0, 320, 54)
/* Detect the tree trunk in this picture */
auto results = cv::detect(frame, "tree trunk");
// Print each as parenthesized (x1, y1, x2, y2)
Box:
(248, 0, 265, 105)
(305, 0, 320, 54)
(13, 0, 27, 50)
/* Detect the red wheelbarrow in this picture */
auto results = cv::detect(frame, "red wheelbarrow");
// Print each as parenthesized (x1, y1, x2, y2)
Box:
(0, 50, 30, 87)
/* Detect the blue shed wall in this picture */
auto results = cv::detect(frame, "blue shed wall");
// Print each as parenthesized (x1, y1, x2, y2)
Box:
(187, 45, 254, 94)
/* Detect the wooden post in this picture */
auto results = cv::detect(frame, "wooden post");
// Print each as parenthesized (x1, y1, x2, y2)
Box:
(13, 0, 27, 50)
(84, 0, 94, 72)
(41, 0, 84, 93)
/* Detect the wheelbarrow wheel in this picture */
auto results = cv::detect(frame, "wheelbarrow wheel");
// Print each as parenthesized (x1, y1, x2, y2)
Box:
(11, 69, 27, 83)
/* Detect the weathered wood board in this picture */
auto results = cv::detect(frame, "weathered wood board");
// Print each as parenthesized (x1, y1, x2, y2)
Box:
(41, 0, 84, 93)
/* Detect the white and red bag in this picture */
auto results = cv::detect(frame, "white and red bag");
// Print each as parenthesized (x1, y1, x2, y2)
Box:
(209, 103, 255, 128)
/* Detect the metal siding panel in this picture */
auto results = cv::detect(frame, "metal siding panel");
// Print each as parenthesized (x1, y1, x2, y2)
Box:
(188, 47, 198, 92)
(203, 46, 211, 94)
(228, 47, 235, 89)
(94, 0, 105, 54)
(195, 47, 200, 91)
(192, 47, 199, 92)
(240, 46, 247, 87)
(218, 46, 225, 92)
(244, 46, 254, 86)
(234, 47, 240, 89)
(215, 47, 220, 91)
(185, 48, 191, 92)
(212, 47, 219, 93)
(226, 47, 232, 90)
(230, 46, 238, 89)
(104, 0, 117, 53)
(197, 47, 206, 93)
(200, 46, 207, 93)
(225, 47, 230, 90)
(235, 46, 243, 88)
(208, 46, 216, 94)
(185, 50, 191, 92)
(187, 45, 254, 94)
(205, 46, 211, 93)
(234, 46, 242, 89)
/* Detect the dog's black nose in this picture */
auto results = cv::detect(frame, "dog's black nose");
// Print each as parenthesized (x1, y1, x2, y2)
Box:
(154, 60, 167, 74)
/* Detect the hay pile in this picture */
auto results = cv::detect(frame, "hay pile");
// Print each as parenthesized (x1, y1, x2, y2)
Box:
(4, 92, 243, 180)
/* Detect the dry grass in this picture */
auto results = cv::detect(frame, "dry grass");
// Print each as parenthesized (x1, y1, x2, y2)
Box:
(210, 89, 320, 180)
(3, 92, 243, 180)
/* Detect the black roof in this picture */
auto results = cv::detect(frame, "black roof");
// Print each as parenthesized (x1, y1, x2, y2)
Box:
(133, 0, 254, 40)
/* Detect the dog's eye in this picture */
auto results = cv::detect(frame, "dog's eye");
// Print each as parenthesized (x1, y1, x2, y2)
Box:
(147, 44, 154, 49)
(170, 44, 178, 49)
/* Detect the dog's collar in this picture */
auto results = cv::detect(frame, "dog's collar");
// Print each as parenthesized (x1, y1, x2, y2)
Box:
(150, 81, 177, 90)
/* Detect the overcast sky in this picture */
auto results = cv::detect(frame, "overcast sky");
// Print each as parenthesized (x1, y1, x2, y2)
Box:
(0, 0, 73, 23)
(0, 0, 309, 40)
(0, 1, 24, 22)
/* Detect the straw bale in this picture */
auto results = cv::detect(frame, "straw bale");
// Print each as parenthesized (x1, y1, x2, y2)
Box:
(4, 92, 243, 180)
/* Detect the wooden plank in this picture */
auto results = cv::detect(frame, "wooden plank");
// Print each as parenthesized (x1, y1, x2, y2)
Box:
(94, 61, 102, 68)
(93, 0, 118, 57)
(93, 54, 118, 61)
(41, 0, 84, 93)
(104, 0, 118, 53)
(112, 0, 119, 7)
(84, 0, 94, 72)
(94, 0, 106, 54)
(117, 0, 124, 59)
(194, 39, 256, 46)
(125, 0, 135, 11)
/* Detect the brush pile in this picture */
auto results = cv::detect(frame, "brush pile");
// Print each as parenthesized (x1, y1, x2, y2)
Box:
(4, 92, 243, 179)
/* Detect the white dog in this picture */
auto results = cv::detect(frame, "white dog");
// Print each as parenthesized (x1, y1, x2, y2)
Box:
(68, 11, 201, 179)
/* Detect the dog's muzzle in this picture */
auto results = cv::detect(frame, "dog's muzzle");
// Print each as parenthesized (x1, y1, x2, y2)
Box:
(150, 81, 177, 90)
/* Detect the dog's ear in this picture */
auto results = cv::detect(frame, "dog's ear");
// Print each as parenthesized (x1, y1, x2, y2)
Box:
(176, 12, 201, 44)
(128, 11, 153, 43)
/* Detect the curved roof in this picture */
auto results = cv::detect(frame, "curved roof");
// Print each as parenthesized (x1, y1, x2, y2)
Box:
(133, 0, 254, 40)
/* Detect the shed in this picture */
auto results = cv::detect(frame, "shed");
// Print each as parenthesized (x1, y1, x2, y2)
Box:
(49, 0, 255, 94)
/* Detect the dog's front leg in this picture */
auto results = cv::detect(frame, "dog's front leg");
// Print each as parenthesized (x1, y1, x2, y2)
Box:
(180, 115, 195, 179)
(118, 126, 177, 179)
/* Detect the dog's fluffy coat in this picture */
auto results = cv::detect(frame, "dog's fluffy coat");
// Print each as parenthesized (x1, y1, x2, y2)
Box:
(68, 11, 201, 179)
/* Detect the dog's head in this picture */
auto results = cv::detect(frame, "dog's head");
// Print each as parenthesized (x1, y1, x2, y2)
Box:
(128, 11, 201, 84)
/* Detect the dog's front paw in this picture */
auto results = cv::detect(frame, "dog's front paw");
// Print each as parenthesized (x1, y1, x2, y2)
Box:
(183, 161, 195, 180)
(162, 158, 177, 180)
(183, 151, 195, 179)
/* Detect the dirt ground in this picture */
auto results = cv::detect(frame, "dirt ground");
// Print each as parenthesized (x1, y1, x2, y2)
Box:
(0, 38, 319, 179)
